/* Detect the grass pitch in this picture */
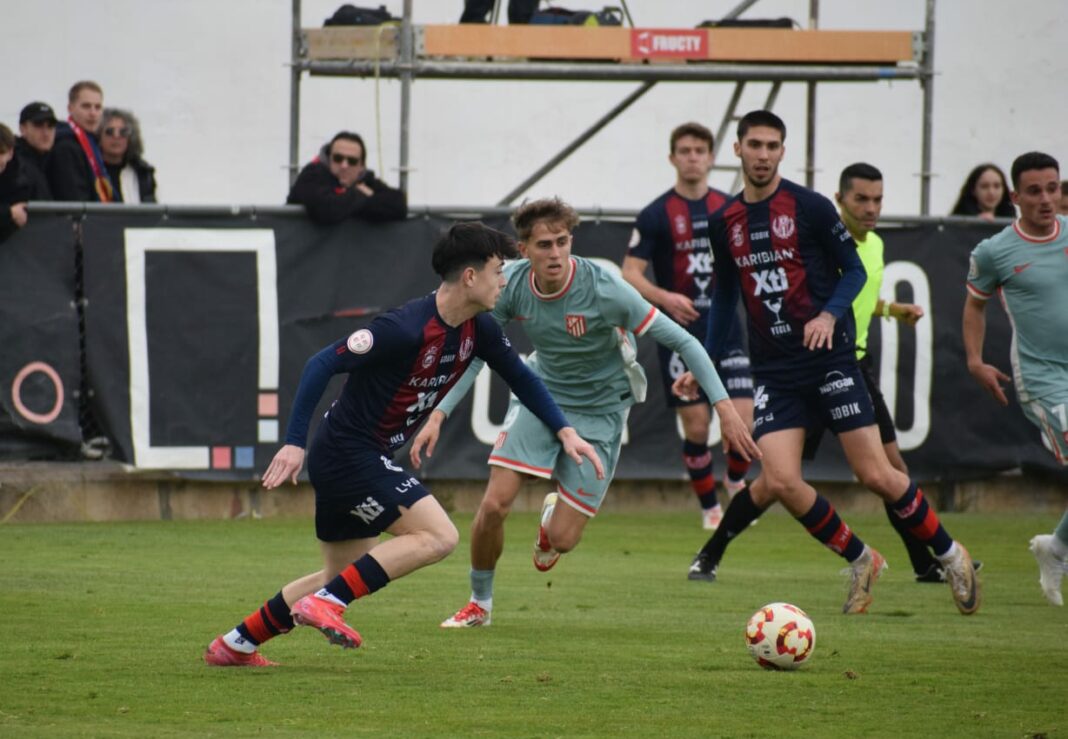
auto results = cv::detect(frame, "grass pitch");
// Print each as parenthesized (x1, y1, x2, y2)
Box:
(1, 509, 1065, 737)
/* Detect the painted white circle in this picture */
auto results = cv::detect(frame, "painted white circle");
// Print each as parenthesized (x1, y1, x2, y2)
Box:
(347, 329, 374, 354)
(12, 361, 64, 425)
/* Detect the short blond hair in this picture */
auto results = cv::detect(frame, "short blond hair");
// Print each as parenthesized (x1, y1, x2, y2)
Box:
(69, 80, 103, 104)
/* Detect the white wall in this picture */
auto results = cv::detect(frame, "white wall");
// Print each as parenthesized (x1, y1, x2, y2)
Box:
(4, 0, 1065, 215)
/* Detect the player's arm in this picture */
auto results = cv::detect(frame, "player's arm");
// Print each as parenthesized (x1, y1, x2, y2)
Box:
(805, 205, 867, 350)
(703, 265, 740, 361)
(263, 324, 398, 488)
(874, 298, 924, 325)
(963, 247, 1010, 405)
(646, 312, 761, 462)
(621, 254, 698, 325)
(963, 294, 1008, 405)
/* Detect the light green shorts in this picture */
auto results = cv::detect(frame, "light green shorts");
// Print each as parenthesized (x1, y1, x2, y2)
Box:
(488, 399, 628, 516)
(1021, 392, 1068, 466)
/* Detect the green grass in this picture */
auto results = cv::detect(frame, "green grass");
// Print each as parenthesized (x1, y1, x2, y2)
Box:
(1, 510, 1065, 738)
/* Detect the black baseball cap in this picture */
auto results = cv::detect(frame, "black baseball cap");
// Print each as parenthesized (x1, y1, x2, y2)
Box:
(19, 102, 58, 125)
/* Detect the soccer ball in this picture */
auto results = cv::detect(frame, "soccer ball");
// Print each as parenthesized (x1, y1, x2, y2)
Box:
(745, 602, 816, 670)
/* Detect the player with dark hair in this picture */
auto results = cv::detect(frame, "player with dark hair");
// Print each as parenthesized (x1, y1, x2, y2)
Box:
(419, 197, 760, 629)
(964, 151, 1068, 606)
(677, 110, 980, 615)
(834, 162, 983, 583)
(622, 122, 753, 531)
(204, 222, 605, 666)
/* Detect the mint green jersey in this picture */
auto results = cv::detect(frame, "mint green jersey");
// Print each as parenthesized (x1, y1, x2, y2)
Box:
(851, 230, 885, 358)
(435, 255, 727, 419)
(967, 216, 1068, 402)
(490, 256, 655, 412)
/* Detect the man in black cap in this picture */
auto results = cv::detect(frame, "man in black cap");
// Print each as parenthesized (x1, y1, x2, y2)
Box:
(16, 102, 57, 200)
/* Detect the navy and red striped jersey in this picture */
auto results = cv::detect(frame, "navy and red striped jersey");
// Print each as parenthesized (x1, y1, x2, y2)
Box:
(284, 293, 567, 454)
(706, 179, 866, 375)
(629, 187, 730, 311)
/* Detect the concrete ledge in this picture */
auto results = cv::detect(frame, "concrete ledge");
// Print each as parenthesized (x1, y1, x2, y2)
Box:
(0, 462, 1065, 524)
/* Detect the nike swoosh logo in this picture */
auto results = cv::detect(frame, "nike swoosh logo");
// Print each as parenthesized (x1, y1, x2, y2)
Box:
(958, 578, 978, 612)
(1013, 263, 1033, 274)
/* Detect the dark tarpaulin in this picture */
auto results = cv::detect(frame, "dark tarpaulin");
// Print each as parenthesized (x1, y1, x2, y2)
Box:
(3, 212, 1064, 483)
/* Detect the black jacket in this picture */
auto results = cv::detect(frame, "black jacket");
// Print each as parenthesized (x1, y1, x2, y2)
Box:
(106, 157, 157, 203)
(0, 153, 30, 242)
(286, 155, 407, 224)
(47, 122, 102, 202)
(14, 138, 53, 201)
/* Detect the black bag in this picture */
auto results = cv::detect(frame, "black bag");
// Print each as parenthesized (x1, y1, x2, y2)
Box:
(697, 18, 796, 29)
(324, 4, 398, 26)
(530, 6, 624, 26)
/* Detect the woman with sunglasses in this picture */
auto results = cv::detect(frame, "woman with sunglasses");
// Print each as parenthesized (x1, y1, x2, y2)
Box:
(99, 108, 156, 203)
(286, 130, 407, 224)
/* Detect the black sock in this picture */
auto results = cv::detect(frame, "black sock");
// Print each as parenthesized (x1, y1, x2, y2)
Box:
(698, 486, 765, 564)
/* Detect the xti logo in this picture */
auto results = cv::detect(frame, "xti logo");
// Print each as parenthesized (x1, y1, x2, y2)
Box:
(349, 496, 385, 524)
(687, 251, 713, 275)
(752, 267, 788, 296)
(405, 391, 439, 425)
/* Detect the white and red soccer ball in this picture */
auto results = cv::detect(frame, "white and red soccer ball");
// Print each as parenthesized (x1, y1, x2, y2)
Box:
(745, 602, 816, 670)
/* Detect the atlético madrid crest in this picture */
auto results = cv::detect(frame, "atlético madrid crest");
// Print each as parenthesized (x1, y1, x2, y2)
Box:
(565, 314, 587, 338)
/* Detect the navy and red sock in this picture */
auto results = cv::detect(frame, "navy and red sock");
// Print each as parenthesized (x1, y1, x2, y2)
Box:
(322, 554, 391, 606)
(797, 495, 866, 562)
(683, 439, 717, 510)
(726, 450, 750, 486)
(234, 591, 294, 647)
(888, 482, 953, 557)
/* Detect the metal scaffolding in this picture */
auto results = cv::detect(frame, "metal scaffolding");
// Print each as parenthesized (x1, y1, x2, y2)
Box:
(289, 0, 937, 213)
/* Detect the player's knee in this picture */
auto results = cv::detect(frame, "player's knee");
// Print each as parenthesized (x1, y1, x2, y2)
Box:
(477, 493, 514, 525)
(856, 465, 902, 499)
(549, 529, 581, 554)
(424, 520, 460, 563)
(760, 475, 795, 501)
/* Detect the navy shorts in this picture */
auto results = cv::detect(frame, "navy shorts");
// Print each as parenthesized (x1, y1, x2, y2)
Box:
(752, 359, 876, 443)
(308, 436, 431, 542)
(858, 353, 896, 445)
(657, 312, 752, 407)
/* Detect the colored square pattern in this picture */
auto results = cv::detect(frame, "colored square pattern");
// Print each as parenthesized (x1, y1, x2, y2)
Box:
(258, 392, 278, 417)
(258, 419, 279, 443)
(234, 446, 255, 469)
(212, 446, 232, 469)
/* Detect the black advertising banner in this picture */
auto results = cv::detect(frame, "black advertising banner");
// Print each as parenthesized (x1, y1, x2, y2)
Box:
(0, 217, 82, 457)
(3, 212, 1065, 483)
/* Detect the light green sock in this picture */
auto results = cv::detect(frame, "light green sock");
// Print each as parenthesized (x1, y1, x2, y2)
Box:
(470, 568, 495, 610)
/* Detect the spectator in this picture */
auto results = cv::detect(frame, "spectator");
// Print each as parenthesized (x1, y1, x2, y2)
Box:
(287, 131, 407, 224)
(0, 123, 29, 242)
(99, 108, 157, 203)
(1059, 181, 1068, 216)
(16, 102, 57, 200)
(48, 80, 113, 202)
(951, 163, 1014, 221)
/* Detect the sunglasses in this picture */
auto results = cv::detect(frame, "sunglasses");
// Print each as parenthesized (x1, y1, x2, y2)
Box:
(104, 127, 131, 138)
(331, 153, 362, 166)
(29, 120, 57, 129)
